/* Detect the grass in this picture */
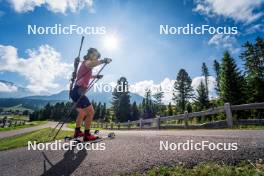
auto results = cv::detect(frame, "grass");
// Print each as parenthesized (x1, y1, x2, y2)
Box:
(0, 128, 72, 151)
(233, 125, 264, 130)
(9, 115, 30, 121)
(0, 120, 47, 132)
(67, 122, 77, 129)
(131, 162, 264, 176)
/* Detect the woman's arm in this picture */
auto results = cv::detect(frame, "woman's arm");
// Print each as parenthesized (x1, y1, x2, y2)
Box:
(84, 59, 103, 69)
(84, 58, 112, 69)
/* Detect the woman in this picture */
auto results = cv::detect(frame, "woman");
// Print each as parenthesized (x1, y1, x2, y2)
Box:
(70, 48, 111, 141)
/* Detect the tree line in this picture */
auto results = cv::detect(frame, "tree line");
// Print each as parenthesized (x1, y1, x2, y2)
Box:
(30, 101, 109, 121)
(111, 37, 264, 122)
(30, 37, 264, 123)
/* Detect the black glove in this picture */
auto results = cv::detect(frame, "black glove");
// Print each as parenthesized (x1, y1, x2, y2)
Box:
(95, 75, 103, 79)
(102, 58, 112, 64)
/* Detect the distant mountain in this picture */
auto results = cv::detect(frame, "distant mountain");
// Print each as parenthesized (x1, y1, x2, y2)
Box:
(0, 80, 32, 98)
(0, 80, 144, 109)
(24, 90, 144, 106)
(24, 90, 69, 101)
(0, 98, 61, 110)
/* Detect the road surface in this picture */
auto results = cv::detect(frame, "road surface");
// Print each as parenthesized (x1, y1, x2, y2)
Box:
(0, 130, 264, 176)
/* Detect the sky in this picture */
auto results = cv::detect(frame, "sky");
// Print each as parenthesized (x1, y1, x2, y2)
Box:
(0, 0, 263, 103)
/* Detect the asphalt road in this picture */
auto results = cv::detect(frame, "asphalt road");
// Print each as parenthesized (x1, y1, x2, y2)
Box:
(1, 130, 264, 176)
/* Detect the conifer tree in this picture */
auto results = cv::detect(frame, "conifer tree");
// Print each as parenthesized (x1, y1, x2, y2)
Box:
(142, 89, 155, 119)
(173, 69, 194, 113)
(219, 51, 245, 104)
(240, 37, 264, 102)
(112, 77, 131, 122)
(131, 101, 140, 121)
(101, 103, 107, 121)
(195, 81, 209, 110)
(202, 62, 209, 97)
(213, 60, 221, 95)
(168, 102, 173, 116)
(153, 86, 164, 115)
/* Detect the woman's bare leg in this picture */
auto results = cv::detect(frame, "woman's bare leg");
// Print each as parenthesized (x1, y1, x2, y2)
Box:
(83, 105, 95, 130)
(76, 108, 85, 128)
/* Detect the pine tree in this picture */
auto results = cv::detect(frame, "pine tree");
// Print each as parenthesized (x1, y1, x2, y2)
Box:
(94, 102, 101, 120)
(105, 109, 112, 122)
(168, 102, 173, 116)
(112, 77, 131, 122)
(153, 86, 164, 115)
(213, 60, 221, 95)
(42, 103, 51, 119)
(240, 37, 264, 103)
(131, 101, 140, 121)
(173, 69, 194, 113)
(202, 62, 209, 97)
(101, 103, 107, 121)
(195, 81, 209, 110)
(142, 89, 155, 119)
(186, 103, 192, 113)
(219, 51, 245, 104)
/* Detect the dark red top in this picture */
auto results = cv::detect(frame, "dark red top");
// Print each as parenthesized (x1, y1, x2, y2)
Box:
(76, 61, 92, 88)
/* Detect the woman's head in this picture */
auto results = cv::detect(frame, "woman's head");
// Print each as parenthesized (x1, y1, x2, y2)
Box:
(84, 48, 101, 61)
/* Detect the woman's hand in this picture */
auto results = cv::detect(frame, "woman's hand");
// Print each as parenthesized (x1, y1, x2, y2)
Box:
(92, 75, 103, 79)
(102, 58, 112, 64)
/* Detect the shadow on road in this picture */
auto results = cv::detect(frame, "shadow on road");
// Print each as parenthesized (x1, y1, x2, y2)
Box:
(41, 147, 87, 176)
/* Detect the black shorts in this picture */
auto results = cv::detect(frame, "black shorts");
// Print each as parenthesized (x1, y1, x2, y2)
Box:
(70, 85, 91, 109)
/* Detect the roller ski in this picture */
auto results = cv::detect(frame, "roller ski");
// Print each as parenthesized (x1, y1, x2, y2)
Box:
(64, 130, 115, 144)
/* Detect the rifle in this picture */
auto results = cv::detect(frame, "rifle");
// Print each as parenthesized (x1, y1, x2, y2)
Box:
(69, 36, 84, 99)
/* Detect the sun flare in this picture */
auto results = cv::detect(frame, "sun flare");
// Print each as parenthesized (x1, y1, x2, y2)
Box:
(103, 35, 119, 50)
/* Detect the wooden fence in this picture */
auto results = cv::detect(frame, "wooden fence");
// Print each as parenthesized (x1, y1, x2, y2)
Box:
(0, 119, 26, 128)
(91, 102, 264, 130)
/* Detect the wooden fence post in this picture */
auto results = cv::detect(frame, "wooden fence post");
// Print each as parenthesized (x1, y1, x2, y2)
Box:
(156, 116, 160, 129)
(139, 118, 143, 129)
(184, 111, 188, 128)
(224, 103, 233, 128)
